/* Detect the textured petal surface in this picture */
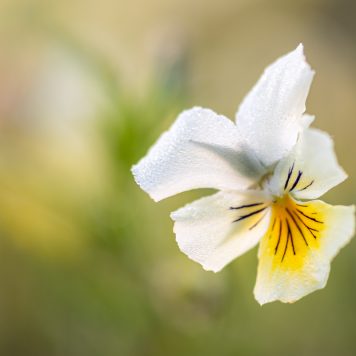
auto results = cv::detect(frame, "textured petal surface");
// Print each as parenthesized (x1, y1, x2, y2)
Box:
(267, 128, 347, 199)
(132, 107, 264, 201)
(235, 44, 314, 167)
(171, 190, 271, 272)
(254, 197, 355, 305)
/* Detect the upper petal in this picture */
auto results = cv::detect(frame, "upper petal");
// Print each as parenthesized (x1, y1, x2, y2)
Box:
(171, 190, 271, 272)
(267, 128, 347, 200)
(132, 107, 264, 201)
(254, 197, 355, 305)
(235, 44, 315, 167)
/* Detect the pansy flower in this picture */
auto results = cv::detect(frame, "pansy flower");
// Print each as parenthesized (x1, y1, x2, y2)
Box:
(132, 44, 355, 304)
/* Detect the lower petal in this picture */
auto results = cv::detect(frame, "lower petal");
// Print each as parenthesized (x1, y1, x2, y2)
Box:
(171, 190, 271, 272)
(254, 196, 355, 305)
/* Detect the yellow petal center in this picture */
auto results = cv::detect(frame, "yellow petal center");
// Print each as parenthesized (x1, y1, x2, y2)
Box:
(263, 195, 325, 271)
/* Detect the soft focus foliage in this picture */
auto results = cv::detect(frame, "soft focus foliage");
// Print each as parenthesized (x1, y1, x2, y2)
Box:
(0, 0, 355, 355)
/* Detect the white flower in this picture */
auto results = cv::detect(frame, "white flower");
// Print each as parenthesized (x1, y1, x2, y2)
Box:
(132, 44, 355, 305)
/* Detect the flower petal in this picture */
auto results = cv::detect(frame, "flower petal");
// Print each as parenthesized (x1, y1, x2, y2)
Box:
(171, 190, 271, 272)
(235, 44, 315, 167)
(132, 107, 264, 201)
(254, 196, 355, 305)
(267, 128, 347, 199)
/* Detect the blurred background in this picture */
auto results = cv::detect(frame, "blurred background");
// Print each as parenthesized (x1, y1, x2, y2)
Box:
(0, 0, 355, 355)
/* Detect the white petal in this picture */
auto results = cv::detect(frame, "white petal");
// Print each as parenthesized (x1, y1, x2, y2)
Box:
(267, 128, 347, 199)
(301, 114, 315, 128)
(235, 44, 315, 167)
(254, 197, 355, 305)
(171, 190, 271, 272)
(132, 107, 264, 201)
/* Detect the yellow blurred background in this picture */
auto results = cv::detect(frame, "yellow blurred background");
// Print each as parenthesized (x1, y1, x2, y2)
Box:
(0, 0, 355, 355)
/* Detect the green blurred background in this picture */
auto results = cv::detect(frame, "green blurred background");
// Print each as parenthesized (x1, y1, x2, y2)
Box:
(0, 0, 355, 355)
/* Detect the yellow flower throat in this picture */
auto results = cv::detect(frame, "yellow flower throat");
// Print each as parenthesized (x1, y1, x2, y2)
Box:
(263, 195, 325, 270)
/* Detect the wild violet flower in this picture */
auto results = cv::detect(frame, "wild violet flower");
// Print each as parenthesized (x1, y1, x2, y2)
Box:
(132, 44, 355, 304)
